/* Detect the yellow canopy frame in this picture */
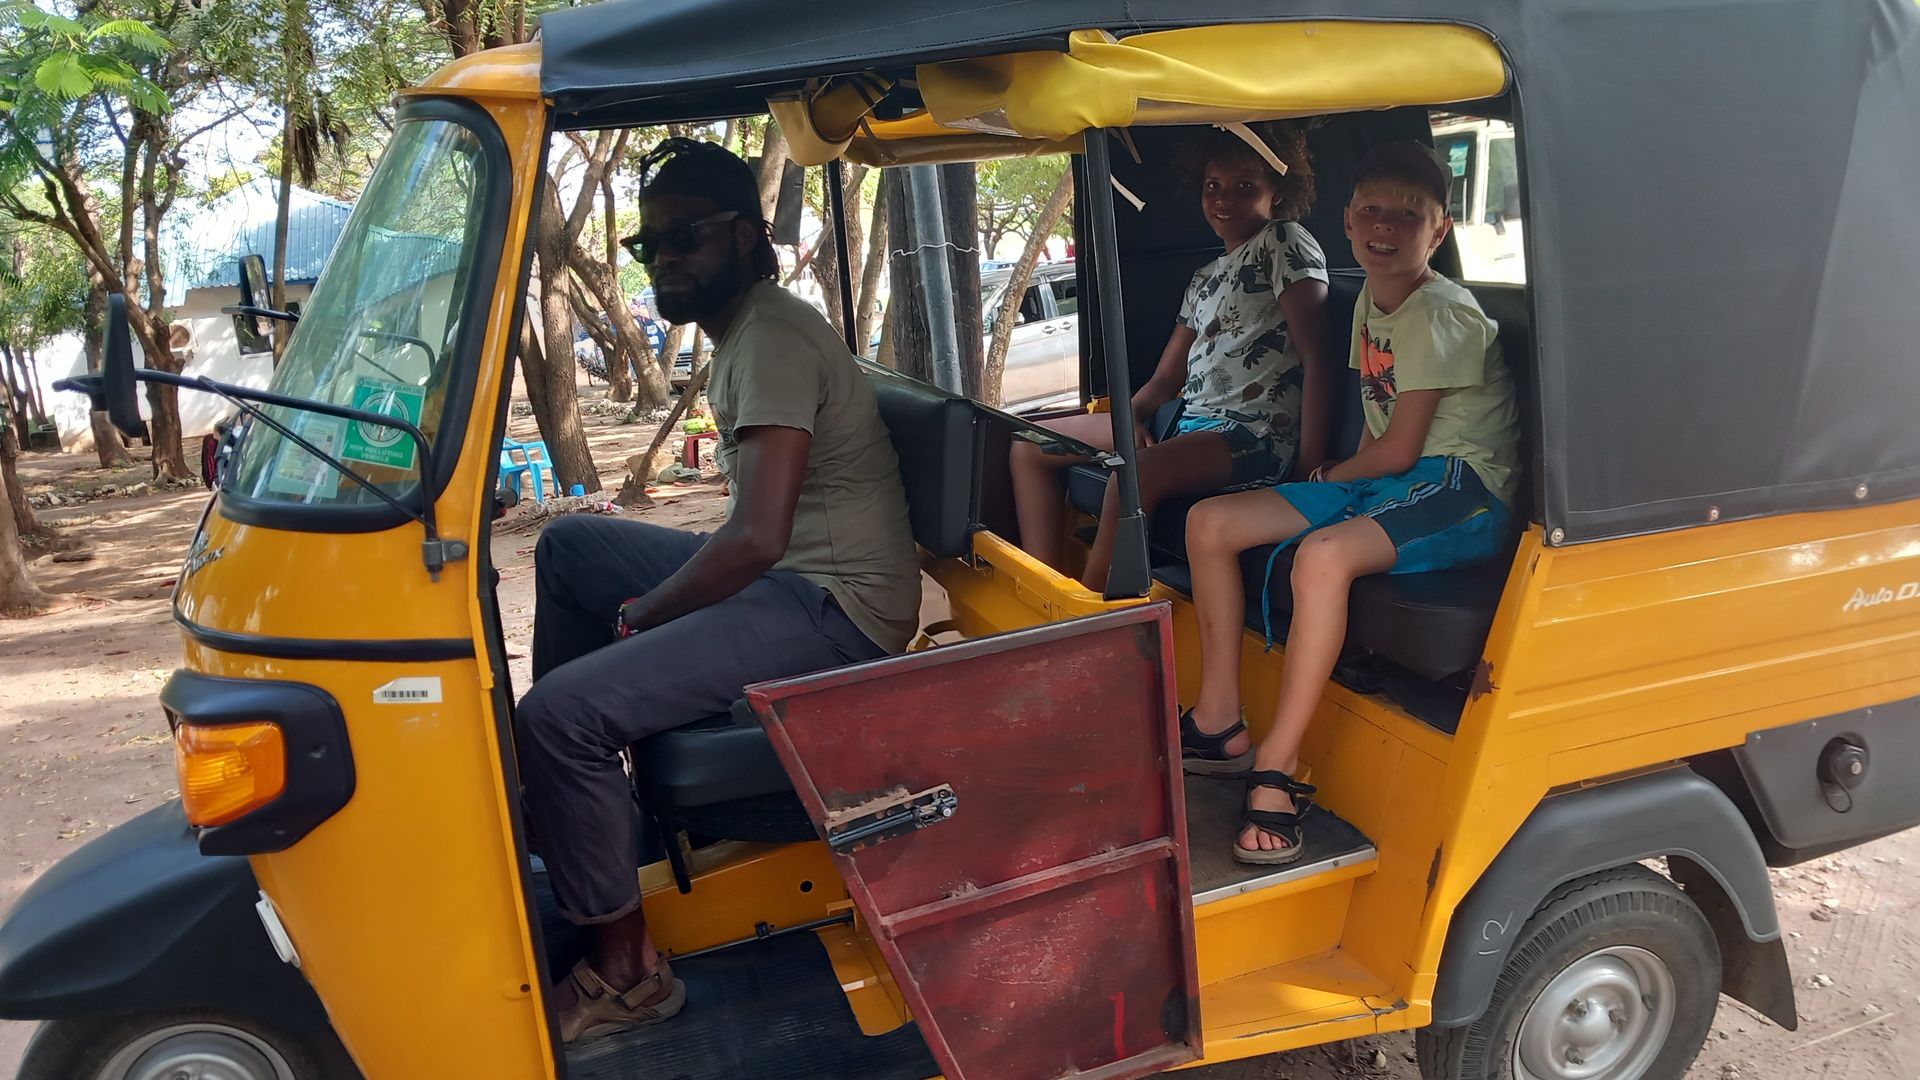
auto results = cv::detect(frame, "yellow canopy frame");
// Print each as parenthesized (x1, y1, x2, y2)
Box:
(774, 21, 1509, 167)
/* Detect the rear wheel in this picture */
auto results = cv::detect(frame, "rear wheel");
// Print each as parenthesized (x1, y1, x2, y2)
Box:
(1417, 865, 1720, 1080)
(19, 1011, 358, 1080)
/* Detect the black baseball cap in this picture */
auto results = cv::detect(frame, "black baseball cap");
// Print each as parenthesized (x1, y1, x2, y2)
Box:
(639, 138, 763, 221)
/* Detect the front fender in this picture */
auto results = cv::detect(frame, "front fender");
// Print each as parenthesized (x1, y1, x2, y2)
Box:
(1432, 768, 1796, 1030)
(0, 800, 328, 1028)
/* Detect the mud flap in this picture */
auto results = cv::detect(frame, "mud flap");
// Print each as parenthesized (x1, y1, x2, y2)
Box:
(746, 603, 1201, 1080)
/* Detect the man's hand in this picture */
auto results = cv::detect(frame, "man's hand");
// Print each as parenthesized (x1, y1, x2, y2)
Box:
(612, 425, 811, 638)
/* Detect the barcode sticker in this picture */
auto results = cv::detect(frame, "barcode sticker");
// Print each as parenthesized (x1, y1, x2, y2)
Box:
(372, 677, 444, 705)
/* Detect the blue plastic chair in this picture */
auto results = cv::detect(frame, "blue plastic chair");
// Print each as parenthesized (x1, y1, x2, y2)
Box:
(500, 439, 562, 503)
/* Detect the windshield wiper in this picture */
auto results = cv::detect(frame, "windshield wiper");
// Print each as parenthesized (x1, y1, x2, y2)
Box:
(58, 369, 467, 580)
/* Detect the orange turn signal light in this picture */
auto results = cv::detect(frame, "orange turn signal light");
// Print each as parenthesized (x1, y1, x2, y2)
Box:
(175, 721, 287, 827)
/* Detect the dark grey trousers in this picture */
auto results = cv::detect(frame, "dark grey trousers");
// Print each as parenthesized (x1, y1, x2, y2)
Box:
(517, 516, 884, 925)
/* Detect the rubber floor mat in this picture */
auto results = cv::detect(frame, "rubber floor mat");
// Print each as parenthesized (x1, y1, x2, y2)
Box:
(563, 931, 939, 1080)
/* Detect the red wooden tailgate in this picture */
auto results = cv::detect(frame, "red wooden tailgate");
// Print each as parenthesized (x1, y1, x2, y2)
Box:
(746, 603, 1199, 1080)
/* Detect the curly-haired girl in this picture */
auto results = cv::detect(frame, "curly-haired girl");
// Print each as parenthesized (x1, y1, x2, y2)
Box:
(1012, 122, 1335, 592)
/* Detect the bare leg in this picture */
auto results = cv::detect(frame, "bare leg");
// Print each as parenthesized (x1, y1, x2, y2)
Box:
(1240, 518, 1397, 853)
(1009, 411, 1118, 570)
(1183, 490, 1312, 749)
(1080, 432, 1234, 591)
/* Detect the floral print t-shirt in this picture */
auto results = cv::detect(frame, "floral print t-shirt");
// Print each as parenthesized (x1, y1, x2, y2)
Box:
(1176, 220, 1329, 461)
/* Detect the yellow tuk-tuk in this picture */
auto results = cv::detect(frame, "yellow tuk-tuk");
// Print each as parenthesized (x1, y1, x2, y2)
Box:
(6, 2, 1920, 1078)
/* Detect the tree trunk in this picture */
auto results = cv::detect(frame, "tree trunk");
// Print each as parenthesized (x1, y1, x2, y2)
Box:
(270, 149, 295, 365)
(2, 423, 45, 539)
(528, 184, 601, 493)
(20, 349, 46, 424)
(755, 122, 790, 223)
(125, 313, 193, 483)
(856, 178, 890, 355)
(983, 168, 1073, 407)
(659, 324, 687, 377)
(882, 166, 984, 396)
(82, 278, 129, 468)
(0, 452, 46, 615)
(814, 210, 844, 338)
(569, 250, 670, 408)
(874, 298, 897, 370)
(612, 350, 712, 508)
(0, 344, 29, 439)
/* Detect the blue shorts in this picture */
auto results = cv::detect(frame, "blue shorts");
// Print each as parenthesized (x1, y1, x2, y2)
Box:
(1173, 416, 1293, 490)
(1253, 457, 1512, 648)
(1271, 456, 1512, 574)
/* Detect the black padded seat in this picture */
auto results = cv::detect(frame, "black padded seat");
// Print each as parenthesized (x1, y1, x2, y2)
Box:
(1150, 546, 1511, 682)
(634, 702, 791, 810)
(1092, 270, 1533, 684)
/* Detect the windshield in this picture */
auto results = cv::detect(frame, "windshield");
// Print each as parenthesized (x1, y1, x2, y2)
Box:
(226, 115, 494, 511)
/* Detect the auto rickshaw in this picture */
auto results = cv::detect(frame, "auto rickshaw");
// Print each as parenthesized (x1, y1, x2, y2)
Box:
(6, 2, 1919, 1078)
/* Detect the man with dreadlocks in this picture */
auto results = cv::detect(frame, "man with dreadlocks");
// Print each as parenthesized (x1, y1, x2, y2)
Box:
(514, 140, 921, 1042)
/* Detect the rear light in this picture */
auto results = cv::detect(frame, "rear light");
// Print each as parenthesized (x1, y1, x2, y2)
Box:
(175, 721, 287, 827)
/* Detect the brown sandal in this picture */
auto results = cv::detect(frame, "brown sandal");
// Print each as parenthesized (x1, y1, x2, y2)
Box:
(556, 954, 688, 1043)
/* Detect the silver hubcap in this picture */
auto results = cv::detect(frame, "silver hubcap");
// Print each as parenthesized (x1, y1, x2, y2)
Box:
(1512, 945, 1676, 1080)
(96, 1022, 296, 1080)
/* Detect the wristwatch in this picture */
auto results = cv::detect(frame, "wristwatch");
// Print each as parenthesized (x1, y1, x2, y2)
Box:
(614, 597, 640, 639)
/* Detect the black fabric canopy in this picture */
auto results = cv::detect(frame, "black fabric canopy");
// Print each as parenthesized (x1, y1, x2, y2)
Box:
(542, 0, 1920, 543)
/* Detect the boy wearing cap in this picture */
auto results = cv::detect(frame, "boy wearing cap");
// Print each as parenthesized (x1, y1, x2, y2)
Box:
(515, 140, 920, 1041)
(1177, 142, 1521, 865)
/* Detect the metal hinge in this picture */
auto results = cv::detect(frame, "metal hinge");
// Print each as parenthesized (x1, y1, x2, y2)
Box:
(824, 783, 959, 854)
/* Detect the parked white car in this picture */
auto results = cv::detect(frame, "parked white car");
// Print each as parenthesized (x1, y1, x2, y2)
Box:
(868, 260, 1082, 413)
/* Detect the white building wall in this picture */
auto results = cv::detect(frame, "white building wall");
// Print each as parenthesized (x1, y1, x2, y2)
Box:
(33, 283, 312, 452)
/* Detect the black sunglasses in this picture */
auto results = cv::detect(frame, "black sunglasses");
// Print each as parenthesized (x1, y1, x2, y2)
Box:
(620, 210, 742, 266)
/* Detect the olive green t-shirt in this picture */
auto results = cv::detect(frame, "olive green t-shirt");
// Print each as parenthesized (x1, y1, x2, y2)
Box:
(707, 281, 921, 652)
(1352, 274, 1521, 507)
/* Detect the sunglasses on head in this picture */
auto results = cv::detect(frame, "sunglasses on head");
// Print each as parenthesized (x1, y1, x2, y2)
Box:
(620, 210, 742, 266)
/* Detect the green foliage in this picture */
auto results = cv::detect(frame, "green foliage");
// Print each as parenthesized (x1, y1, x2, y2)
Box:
(0, 1, 170, 108)
(0, 202, 88, 350)
(976, 154, 1072, 254)
(0, 0, 173, 189)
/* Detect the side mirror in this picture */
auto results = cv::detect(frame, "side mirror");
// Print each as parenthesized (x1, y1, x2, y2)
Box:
(239, 253, 270, 309)
(748, 158, 805, 247)
(101, 293, 148, 440)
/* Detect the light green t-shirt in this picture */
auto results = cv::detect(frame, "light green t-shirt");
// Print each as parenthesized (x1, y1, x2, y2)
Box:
(708, 281, 922, 652)
(1351, 274, 1521, 507)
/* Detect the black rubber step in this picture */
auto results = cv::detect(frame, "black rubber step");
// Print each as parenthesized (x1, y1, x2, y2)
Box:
(1183, 774, 1376, 903)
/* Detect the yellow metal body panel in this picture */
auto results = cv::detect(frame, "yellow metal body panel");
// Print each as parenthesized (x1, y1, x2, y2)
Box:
(174, 55, 557, 1080)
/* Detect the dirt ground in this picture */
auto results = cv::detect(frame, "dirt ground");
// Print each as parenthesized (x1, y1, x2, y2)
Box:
(0, 383, 1915, 1079)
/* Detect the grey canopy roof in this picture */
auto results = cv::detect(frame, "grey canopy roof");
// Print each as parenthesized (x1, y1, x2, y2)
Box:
(541, 0, 1920, 543)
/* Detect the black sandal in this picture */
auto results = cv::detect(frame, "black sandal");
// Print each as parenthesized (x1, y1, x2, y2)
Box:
(1180, 707, 1253, 776)
(1233, 769, 1317, 866)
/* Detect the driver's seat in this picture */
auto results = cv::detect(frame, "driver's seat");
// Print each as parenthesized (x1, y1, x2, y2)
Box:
(628, 365, 983, 891)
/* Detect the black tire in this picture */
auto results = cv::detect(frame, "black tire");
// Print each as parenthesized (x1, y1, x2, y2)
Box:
(1417, 865, 1720, 1080)
(19, 1010, 362, 1080)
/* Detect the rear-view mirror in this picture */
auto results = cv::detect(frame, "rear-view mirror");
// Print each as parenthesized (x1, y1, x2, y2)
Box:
(101, 293, 148, 441)
(748, 158, 804, 247)
(239, 254, 270, 309)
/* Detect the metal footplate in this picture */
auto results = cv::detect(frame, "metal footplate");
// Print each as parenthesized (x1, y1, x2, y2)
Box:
(823, 784, 958, 854)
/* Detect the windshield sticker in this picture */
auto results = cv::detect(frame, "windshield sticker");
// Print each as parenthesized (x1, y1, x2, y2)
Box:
(341, 376, 426, 471)
(372, 677, 443, 704)
(265, 415, 346, 498)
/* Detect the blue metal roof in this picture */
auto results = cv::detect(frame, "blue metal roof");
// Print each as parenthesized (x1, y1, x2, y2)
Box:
(162, 179, 353, 305)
